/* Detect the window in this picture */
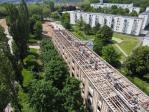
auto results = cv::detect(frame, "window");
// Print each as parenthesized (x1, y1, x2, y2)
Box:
(97, 106, 101, 111)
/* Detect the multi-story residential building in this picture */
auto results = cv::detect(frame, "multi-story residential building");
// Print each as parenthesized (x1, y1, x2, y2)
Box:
(90, 3, 140, 14)
(139, 11, 149, 30)
(43, 22, 149, 112)
(69, 11, 143, 35)
(146, 7, 149, 12)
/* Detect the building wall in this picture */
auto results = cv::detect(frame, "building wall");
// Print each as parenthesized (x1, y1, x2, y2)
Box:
(139, 12, 149, 29)
(146, 7, 149, 12)
(69, 11, 143, 36)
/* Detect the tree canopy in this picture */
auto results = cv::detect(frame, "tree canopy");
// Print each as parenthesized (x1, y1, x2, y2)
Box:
(28, 79, 61, 112)
(97, 25, 113, 43)
(6, 0, 29, 62)
(93, 25, 113, 55)
(0, 26, 21, 111)
(93, 37, 104, 55)
(80, 4, 138, 16)
(62, 77, 84, 112)
(31, 39, 85, 111)
(124, 46, 149, 77)
(61, 13, 71, 29)
(109, 0, 149, 11)
(102, 45, 121, 68)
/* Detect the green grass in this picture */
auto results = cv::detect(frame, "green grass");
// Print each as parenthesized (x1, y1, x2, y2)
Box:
(22, 69, 34, 87)
(113, 33, 140, 55)
(72, 31, 95, 41)
(112, 37, 123, 43)
(129, 76, 149, 95)
(71, 25, 95, 41)
(29, 48, 38, 54)
(112, 44, 126, 62)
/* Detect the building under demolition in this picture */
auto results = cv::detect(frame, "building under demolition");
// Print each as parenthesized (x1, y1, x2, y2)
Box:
(43, 22, 149, 112)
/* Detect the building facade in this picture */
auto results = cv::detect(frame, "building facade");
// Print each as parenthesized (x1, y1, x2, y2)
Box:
(139, 11, 149, 30)
(146, 7, 149, 12)
(90, 3, 140, 13)
(69, 11, 143, 35)
(43, 22, 149, 112)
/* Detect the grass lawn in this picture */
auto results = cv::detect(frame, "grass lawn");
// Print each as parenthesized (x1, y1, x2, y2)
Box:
(112, 44, 126, 62)
(72, 31, 95, 41)
(71, 25, 95, 41)
(127, 74, 149, 95)
(113, 33, 141, 55)
(29, 48, 39, 54)
(22, 69, 34, 87)
(22, 48, 40, 87)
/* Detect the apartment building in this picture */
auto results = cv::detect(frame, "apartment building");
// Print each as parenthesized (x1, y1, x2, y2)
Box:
(69, 11, 143, 35)
(146, 7, 149, 12)
(90, 3, 140, 13)
(43, 22, 149, 112)
(139, 11, 149, 29)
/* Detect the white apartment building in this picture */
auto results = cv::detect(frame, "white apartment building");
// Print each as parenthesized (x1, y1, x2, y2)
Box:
(69, 11, 143, 35)
(90, 3, 140, 14)
(139, 11, 149, 29)
(146, 7, 149, 12)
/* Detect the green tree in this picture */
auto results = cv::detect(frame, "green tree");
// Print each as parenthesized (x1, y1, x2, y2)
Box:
(109, 0, 149, 11)
(40, 39, 59, 65)
(0, 31, 22, 112)
(6, 0, 30, 63)
(44, 0, 55, 11)
(62, 77, 84, 112)
(80, 4, 91, 11)
(61, 13, 71, 29)
(28, 80, 62, 112)
(124, 46, 149, 77)
(48, 1, 55, 12)
(41, 39, 68, 89)
(40, 39, 85, 111)
(28, 4, 43, 16)
(42, 6, 51, 17)
(97, 25, 113, 43)
(0, 25, 23, 84)
(84, 24, 91, 35)
(51, 11, 60, 20)
(129, 10, 138, 16)
(0, 82, 10, 112)
(45, 59, 68, 89)
(30, 14, 41, 34)
(76, 17, 85, 31)
(102, 45, 121, 68)
(92, 23, 100, 34)
(34, 21, 42, 39)
(93, 37, 104, 55)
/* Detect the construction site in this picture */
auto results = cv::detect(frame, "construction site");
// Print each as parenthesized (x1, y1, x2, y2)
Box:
(42, 21, 149, 112)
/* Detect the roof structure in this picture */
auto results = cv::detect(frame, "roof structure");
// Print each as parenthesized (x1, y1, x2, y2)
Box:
(43, 22, 149, 112)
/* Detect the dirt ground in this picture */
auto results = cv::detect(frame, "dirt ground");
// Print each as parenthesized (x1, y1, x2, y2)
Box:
(42, 22, 54, 38)
(0, 19, 7, 30)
